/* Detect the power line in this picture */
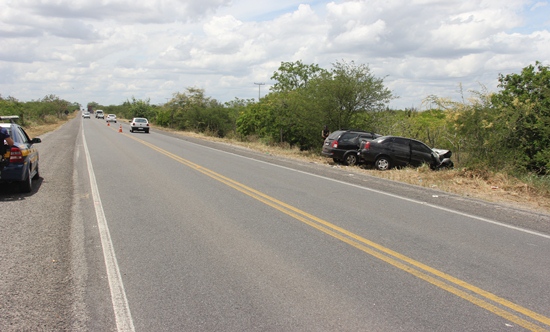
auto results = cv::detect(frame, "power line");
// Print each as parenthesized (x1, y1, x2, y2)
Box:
(254, 82, 265, 101)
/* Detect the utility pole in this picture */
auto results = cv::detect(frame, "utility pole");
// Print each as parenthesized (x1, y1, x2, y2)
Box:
(254, 82, 265, 101)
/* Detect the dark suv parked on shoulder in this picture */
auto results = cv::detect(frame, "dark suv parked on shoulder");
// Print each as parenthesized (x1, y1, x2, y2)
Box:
(322, 130, 382, 166)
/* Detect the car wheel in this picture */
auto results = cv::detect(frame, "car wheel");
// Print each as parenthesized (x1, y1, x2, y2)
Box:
(375, 156, 391, 171)
(19, 166, 32, 193)
(343, 153, 357, 166)
(130, 128, 133, 133)
(145, 129, 149, 133)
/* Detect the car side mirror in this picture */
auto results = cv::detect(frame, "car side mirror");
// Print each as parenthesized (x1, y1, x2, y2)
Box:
(31, 138, 42, 144)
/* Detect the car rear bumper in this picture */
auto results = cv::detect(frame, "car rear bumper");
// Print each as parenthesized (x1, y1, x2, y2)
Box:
(358, 151, 376, 164)
(0, 163, 26, 182)
(321, 150, 334, 157)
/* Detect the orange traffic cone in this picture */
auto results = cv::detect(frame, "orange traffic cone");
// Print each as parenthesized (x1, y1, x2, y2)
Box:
(118, 125, 122, 133)
(107, 122, 110, 126)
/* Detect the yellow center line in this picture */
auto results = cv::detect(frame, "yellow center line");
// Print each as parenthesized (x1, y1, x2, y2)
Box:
(127, 133, 550, 331)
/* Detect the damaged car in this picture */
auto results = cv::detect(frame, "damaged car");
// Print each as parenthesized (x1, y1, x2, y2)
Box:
(358, 136, 453, 171)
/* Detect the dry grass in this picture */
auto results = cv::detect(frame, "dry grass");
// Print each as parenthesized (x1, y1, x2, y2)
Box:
(173, 129, 550, 214)
(25, 113, 78, 138)
(25, 117, 550, 214)
(26, 122, 65, 138)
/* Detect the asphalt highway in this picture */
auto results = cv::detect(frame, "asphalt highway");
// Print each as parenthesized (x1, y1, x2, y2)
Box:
(1, 116, 549, 331)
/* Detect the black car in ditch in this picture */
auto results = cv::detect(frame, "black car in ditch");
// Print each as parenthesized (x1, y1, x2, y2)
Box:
(358, 136, 453, 170)
(322, 130, 382, 166)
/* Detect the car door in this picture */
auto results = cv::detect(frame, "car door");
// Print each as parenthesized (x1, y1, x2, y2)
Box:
(410, 140, 436, 167)
(13, 125, 38, 174)
(390, 137, 411, 166)
(338, 132, 359, 152)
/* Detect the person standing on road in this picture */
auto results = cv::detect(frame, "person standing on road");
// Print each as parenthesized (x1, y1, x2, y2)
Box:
(322, 125, 330, 140)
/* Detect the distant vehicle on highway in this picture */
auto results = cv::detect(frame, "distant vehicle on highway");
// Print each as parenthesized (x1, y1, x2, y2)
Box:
(95, 110, 104, 119)
(106, 114, 117, 123)
(0, 116, 41, 193)
(82, 112, 91, 119)
(130, 117, 150, 133)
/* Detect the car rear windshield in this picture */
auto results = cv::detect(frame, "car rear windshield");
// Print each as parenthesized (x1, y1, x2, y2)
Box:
(327, 131, 345, 139)
(135, 118, 147, 123)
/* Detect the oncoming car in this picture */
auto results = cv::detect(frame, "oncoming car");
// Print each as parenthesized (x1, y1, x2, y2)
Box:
(82, 112, 91, 119)
(0, 116, 42, 193)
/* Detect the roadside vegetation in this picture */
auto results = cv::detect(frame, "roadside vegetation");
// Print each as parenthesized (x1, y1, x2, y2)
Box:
(2, 60, 549, 212)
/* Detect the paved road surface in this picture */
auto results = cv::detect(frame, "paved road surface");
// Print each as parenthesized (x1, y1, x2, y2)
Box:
(1, 117, 549, 331)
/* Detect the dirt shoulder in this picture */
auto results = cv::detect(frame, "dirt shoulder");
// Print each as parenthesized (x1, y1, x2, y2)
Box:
(25, 117, 550, 215)
(157, 127, 550, 216)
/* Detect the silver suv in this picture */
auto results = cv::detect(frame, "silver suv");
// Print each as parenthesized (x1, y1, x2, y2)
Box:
(130, 117, 149, 133)
(95, 110, 104, 119)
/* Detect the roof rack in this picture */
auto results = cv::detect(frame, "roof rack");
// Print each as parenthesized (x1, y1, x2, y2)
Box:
(0, 115, 20, 123)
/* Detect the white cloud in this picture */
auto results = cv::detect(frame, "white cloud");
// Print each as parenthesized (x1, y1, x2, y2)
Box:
(0, 0, 549, 109)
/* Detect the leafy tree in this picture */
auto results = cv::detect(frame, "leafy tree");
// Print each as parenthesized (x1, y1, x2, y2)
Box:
(240, 60, 394, 150)
(491, 61, 550, 174)
(270, 60, 325, 93)
(223, 98, 254, 138)
(311, 60, 394, 130)
(236, 97, 277, 140)
(127, 97, 154, 119)
(164, 88, 234, 137)
(0, 96, 24, 120)
(103, 104, 130, 118)
(422, 88, 497, 168)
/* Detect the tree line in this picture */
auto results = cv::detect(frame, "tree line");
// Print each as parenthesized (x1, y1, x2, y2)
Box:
(2, 60, 549, 176)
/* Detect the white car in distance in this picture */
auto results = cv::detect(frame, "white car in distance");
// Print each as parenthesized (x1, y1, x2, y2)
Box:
(105, 114, 117, 123)
(130, 118, 149, 133)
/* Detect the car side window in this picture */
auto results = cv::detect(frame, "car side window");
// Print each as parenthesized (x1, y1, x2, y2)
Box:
(340, 133, 356, 143)
(411, 141, 432, 153)
(16, 126, 31, 144)
(327, 131, 342, 140)
(8, 125, 20, 143)
(393, 137, 409, 147)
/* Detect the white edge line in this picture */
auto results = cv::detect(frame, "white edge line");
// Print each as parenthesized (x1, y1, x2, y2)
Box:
(185, 140, 550, 240)
(82, 129, 135, 331)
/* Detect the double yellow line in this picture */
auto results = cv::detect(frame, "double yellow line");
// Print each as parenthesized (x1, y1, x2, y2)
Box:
(128, 133, 550, 331)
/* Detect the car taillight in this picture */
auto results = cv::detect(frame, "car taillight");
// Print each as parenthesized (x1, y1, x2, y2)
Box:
(146, 123, 149, 127)
(132, 122, 135, 126)
(331, 141, 338, 148)
(363, 141, 371, 149)
(9, 146, 24, 163)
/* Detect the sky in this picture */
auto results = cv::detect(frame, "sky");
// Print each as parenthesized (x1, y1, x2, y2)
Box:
(1, 0, 549, 110)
